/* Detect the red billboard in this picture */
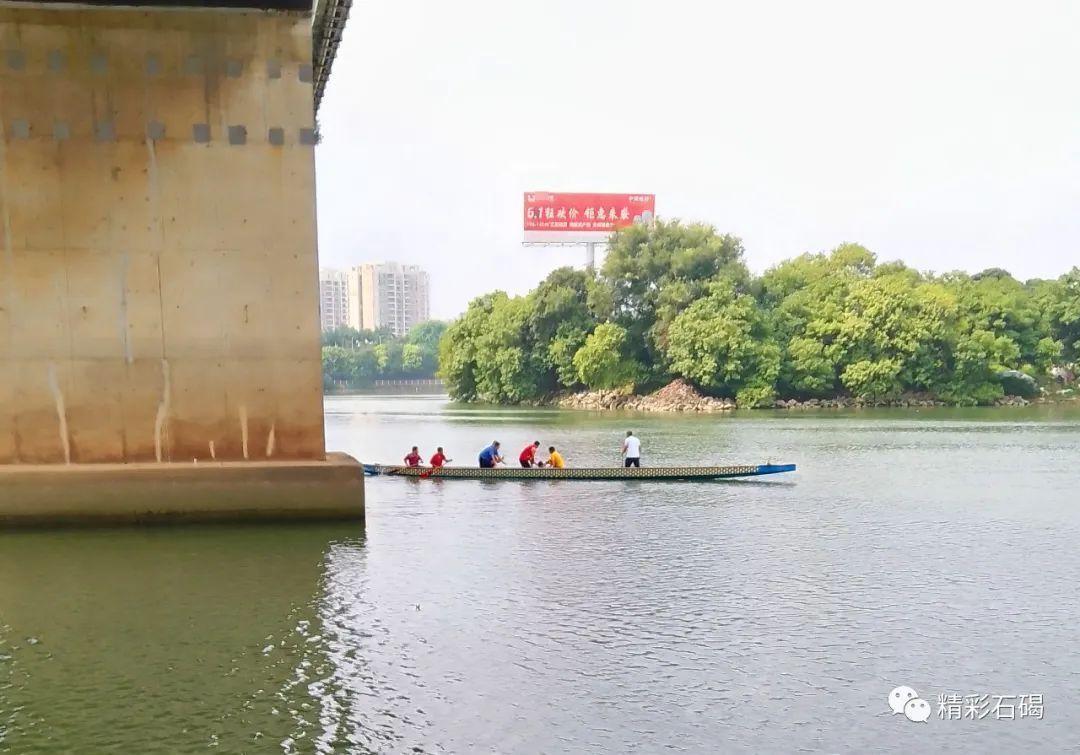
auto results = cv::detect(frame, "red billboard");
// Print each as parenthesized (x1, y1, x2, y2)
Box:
(524, 192, 655, 242)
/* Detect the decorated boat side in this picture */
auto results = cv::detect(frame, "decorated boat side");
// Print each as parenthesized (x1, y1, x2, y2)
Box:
(363, 463, 796, 481)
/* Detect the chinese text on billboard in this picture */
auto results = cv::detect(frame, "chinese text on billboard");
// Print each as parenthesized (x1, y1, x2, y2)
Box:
(524, 192, 655, 237)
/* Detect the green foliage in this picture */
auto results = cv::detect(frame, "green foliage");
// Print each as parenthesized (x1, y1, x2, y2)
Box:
(664, 279, 779, 404)
(529, 268, 598, 391)
(782, 337, 835, 395)
(763, 245, 876, 396)
(437, 221, 1073, 407)
(437, 268, 610, 402)
(1034, 267, 1080, 361)
(440, 293, 500, 401)
(1060, 268, 1080, 360)
(401, 343, 423, 372)
(322, 322, 445, 389)
(471, 295, 546, 403)
(322, 346, 354, 384)
(404, 320, 447, 375)
(322, 326, 394, 347)
(572, 323, 641, 390)
(952, 272, 1059, 370)
(438, 292, 550, 402)
(547, 326, 589, 387)
(529, 268, 595, 343)
(373, 343, 390, 371)
(840, 358, 902, 399)
(602, 221, 750, 385)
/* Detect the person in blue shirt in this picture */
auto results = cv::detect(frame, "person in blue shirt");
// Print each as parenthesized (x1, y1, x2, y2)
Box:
(478, 441, 503, 468)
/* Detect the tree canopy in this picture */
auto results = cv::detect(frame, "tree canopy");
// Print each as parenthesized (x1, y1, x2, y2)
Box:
(322, 321, 446, 389)
(436, 222, 1074, 406)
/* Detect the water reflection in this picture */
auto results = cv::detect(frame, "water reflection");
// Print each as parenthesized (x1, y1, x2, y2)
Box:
(0, 525, 363, 753)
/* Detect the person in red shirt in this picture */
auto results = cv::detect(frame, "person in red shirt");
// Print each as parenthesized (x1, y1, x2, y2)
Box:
(404, 446, 422, 466)
(519, 441, 541, 468)
(430, 447, 451, 467)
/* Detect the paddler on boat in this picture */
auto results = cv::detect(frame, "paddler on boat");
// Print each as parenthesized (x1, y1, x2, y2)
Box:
(519, 441, 542, 468)
(546, 446, 565, 468)
(622, 431, 641, 468)
(430, 447, 451, 467)
(404, 446, 422, 467)
(478, 441, 504, 468)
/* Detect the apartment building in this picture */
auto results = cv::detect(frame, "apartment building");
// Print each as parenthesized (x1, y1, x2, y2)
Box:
(318, 269, 350, 331)
(345, 262, 430, 337)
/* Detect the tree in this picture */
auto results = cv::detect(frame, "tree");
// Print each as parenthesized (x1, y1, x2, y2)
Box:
(971, 267, 1014, 281)
(934, 329, 1013, 405)
(406, 320, 447, 350)
(401, 343, 423, 373)
(322, 327, 361, 348)
(405, 320, 448, 375)
(321, 344, 380, 388)
(572, 323, 640, 390)
(1058, 268, 1080, 361)
(322, 326, 394, 347)
(951, 273, 1059, 373)
(547, 325, 589, 388)
(665, 279, 780, 406)
(322, 346, 353, 385)
(523, 267, 601, 390)
(831, 272, 952, 397)
(471, 295, 547, 402)
(763, 245, 877, 397)
(1033, 268, 1080, 361)
(840, 359, 903, 400)
(439, 293, 547, 403)
(353, 349, 379, 383)
(373, 343, 390, 371)
(600, 221, 750, 384)
(435, 226, 1073, 407)
(759, 243, 875, 307)
(528, 268, 596, 343)
(440, 293, 502, 401)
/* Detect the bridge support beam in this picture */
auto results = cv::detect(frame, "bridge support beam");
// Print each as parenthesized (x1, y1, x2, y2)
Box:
(0, 2, 362, 522)
(0, 453, 364, 527)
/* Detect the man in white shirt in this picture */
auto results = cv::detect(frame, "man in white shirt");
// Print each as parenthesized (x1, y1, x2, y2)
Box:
(622, 431, 641, 467)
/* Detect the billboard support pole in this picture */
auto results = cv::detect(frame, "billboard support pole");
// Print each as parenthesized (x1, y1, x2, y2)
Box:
(585, 242, 597, 271)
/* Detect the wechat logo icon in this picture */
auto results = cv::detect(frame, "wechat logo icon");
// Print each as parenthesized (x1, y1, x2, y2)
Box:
(889, 685, 931, 723)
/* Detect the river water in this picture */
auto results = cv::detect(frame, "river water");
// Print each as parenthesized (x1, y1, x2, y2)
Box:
(1, 395, 1078, 753)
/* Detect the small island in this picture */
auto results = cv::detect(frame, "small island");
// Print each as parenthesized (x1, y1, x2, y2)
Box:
(436, 222, 1078, 410)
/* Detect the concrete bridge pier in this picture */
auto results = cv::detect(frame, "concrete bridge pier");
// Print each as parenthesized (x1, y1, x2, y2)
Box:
(0, 0, 363, 524)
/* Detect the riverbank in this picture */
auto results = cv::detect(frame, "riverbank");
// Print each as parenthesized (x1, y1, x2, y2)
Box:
(553, 379, 1076, 413)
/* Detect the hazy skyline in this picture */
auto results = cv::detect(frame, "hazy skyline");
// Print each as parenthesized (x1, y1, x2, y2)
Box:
(314, 0, 1079, 319)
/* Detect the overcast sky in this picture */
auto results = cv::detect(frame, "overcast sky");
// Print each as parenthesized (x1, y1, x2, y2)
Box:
(314, 0, 1079, 319)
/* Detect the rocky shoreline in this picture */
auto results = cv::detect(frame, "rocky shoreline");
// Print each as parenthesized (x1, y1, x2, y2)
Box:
(553, 379, 1063, 413)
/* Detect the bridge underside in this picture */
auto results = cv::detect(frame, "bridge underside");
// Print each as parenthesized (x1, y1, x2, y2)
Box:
(26, 0, 349, 108)
(31, 0, 312, 9)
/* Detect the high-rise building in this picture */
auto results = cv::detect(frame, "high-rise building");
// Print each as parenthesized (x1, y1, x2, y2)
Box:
(344, 262, 430, 337)
(318, 269, 350, 331)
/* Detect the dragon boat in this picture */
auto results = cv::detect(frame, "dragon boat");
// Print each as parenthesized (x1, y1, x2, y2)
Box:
(362, 463, 796, 481)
